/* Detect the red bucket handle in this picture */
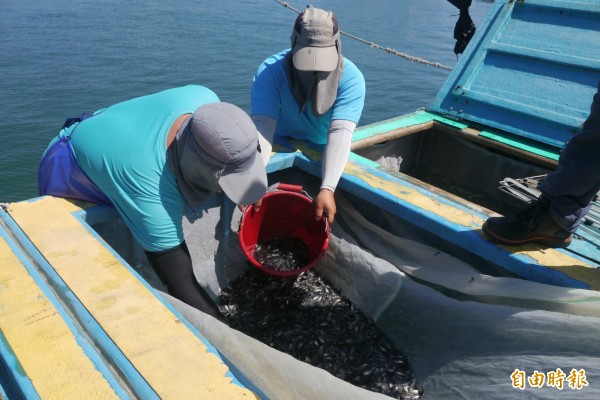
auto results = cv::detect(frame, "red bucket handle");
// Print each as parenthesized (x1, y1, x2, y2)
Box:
(239, 183, 308, 226)
(275, 183, 303, 193)
(273, 183, 315, 201)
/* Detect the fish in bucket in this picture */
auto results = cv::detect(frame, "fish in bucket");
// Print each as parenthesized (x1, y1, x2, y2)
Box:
(238, 183, 330, 277)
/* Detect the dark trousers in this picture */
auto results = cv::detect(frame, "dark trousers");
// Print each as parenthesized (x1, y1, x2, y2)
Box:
(540, 81, 600, 232)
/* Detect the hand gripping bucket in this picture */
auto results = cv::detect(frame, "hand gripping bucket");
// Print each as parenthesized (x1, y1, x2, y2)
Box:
(238, 183, 330, 277)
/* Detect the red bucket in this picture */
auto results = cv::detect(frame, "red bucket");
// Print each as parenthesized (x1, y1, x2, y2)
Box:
(238, 183, 330, 277)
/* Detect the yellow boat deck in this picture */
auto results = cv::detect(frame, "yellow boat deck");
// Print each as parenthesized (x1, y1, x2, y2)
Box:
(0, 196, 255, 399)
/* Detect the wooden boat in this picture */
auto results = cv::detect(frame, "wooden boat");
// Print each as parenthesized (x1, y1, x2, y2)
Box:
(1, 0, 599, 398)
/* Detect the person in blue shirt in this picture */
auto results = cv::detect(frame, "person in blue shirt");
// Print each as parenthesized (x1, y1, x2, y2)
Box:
(483, 81, 600, 248)
(39, 85, 269, 319)
(251, 6, 366, 225)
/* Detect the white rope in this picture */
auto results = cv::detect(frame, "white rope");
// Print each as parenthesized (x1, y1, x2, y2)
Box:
(273, 0, 453, 70)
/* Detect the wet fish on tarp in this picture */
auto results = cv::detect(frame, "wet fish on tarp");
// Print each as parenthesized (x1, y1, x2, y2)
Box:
(253, 236, 310, 272)
(219, 268, 422, 399)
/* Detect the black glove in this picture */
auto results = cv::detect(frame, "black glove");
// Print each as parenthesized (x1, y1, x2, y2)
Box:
(447, 0, 476, 55)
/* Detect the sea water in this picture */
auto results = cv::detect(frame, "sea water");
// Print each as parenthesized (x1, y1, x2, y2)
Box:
(0, 0, 493, 202)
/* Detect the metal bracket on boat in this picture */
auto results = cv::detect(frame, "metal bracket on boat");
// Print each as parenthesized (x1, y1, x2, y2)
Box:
(440, 108, 464, 122)
(0, 203, 11, 213)
(497, 175, 544, 203)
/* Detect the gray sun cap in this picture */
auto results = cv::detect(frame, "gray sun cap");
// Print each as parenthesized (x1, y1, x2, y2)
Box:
(183, 102, 268, 205)
(291, 7, 340, 72)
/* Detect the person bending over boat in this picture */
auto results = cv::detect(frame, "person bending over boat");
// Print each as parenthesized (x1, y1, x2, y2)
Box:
(38, 85, 269, 320)
(483, 80, 600, 248)
(250, 6, 366, 225)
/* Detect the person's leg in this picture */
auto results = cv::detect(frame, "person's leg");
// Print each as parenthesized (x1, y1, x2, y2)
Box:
(145, 241, 223, 321)
(482, 82, 600, 247)
(540, 85, 600, 232)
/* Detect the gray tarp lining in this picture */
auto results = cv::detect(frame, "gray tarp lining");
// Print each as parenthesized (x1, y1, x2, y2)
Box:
(104, 179, 600, 399)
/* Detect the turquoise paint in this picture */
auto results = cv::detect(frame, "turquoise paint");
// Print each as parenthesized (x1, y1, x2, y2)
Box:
(480, 130, 561, 161)
(353, 110, 470, 143)
(267, 152, 297, 172)
(352, 111, 434, 142)
(429, 113, 469, 129)
(348, 152, 380, 169)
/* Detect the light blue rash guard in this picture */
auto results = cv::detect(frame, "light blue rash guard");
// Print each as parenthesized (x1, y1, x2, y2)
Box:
(251, 49, 366, 145)
(69, 85, 220, 252)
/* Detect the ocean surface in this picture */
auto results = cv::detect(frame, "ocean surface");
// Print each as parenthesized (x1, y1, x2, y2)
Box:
(0, 0, 493, 202)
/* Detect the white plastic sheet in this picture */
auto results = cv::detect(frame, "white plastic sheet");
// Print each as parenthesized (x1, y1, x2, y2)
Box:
(164, 189, 600, 399)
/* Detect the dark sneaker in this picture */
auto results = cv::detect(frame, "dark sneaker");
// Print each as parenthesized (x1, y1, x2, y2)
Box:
(482, 197, 572, 248)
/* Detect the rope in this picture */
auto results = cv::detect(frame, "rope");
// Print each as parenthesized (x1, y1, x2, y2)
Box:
(273, 0, 453, 70)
